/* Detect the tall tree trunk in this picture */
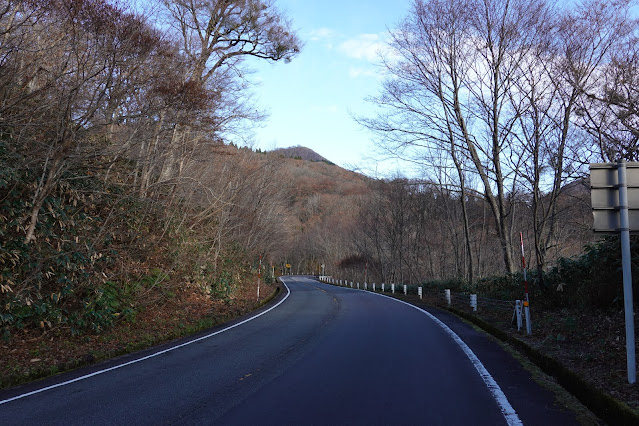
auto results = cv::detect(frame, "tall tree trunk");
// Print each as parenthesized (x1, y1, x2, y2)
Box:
(139, 110, 165, 197)
(24, 156, 62, 244)
(452, 87, 515, 274)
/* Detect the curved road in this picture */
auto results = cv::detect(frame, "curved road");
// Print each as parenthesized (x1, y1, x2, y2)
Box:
(0, 276, 579, 425)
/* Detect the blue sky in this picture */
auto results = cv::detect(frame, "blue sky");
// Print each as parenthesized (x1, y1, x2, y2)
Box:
(248, 0, 413, 176)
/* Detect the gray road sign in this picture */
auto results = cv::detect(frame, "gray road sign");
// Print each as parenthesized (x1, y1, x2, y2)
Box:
(590, 162, 639, 232)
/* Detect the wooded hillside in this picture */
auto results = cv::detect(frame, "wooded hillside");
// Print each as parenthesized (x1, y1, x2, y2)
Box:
(0, 0, 304, 338)
(2, 0, 639, 398)
(5, 0, 639, 417)
(1, 0, 636, 332)
(271, 146, 332, 163)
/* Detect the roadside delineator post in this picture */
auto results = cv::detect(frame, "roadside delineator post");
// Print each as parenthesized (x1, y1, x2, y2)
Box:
(364, 261, 368, 288)
(513, 300, 523, 331)
(520, 233, 532, 335)
(403, 285, 407, 295)
(418, 287, 423, 299)
(470, 294, 477, 312)
(391, 284, 395, 294)
(257, 255, 261, 302)
(445, 289, 451, 306)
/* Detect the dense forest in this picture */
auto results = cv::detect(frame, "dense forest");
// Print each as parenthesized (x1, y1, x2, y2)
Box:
(1, 0, 639, 341)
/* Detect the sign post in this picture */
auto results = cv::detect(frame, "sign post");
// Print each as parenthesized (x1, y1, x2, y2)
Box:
(590, 160, 637, 384)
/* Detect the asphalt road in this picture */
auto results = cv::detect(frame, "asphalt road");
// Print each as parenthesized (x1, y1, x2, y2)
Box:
(0, 276, 580, 425)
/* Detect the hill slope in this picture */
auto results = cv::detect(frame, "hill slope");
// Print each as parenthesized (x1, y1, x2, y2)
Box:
(271, 146, 333, 164)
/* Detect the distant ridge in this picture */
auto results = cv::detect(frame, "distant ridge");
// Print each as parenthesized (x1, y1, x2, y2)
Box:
(271, 145, 334, 164)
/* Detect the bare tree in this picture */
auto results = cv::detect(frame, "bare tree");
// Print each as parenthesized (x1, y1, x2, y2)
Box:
(507, 0, 635, 287)
(156, 0, 301, 184)
(0, 0, 164, 244)
(567, 0, 639, 161)
(360, 0, 603, 276)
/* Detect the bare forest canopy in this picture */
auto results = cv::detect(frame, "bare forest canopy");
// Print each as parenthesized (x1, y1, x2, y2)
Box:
(1, 0, 638, 339)
(357, 0, 639, 290)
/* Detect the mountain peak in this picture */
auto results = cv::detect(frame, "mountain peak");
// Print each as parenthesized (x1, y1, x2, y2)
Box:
(271, 146, 333, 164)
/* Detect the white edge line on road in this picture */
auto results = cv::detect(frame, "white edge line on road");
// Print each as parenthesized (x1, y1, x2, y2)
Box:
(0, 282, 291, 406)
(339, 284, 522, 426)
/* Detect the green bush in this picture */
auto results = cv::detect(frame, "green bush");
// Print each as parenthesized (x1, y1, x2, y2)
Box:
(421, 275, 523, 301)
(543, 235, 638, 308)
(211, 270, 233, 299)
(418, 236, 639, 309)
(422, 277, 467, 292)
(0, 143, 156, 337)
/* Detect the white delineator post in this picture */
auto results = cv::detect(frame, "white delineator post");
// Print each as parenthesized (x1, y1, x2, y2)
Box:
(364, 261, 368, 288)
(520, 233, 532, 335)
(445, 289, 451, 306)
(391, 284, 395, 294)
(513, 300, 523, 331)
(618, 160, 637, 384)
(403, 285, 407, 295)
(470, 294, 477, 312)
(257, 255, 262, 301)
(418, 287, 422, 299)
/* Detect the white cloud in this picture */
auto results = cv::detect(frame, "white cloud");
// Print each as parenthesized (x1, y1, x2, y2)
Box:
(348, 67, 378, 79)
(338, 33, 389, 61)
(309, 27, 336, 42)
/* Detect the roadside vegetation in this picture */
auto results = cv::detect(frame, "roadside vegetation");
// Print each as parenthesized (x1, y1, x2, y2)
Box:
(0, 0, 301, 386)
